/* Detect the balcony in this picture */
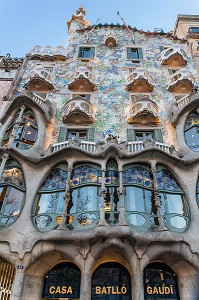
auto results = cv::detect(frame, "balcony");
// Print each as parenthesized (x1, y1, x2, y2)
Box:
(62, 96, 97, 124)
(52, 140, 171, 154)
(126, 97, 160, 124)
(167, 68, 197, 93)
(188, 27, 199, 38)
(125, 68, 154, 93)
(28, 45, 67, 61)
(68, 66, 97, 92)
(24, 66, 54, 91)
(161, 46, 187, 68)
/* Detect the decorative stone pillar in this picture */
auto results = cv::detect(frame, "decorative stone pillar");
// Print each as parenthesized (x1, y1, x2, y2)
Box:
(59, 165, 72, 228)
(132, 272, 144, 300)
(0, 153, 9, 178)
(178, 274, 199, 300)
(7, 105, 26, 147)
(10, 266, 25, 300)
(98, 169, 107, 226)
(80, 264, 91, 300)
(150, 161, 168, 231)
(118, 169, 127, 225)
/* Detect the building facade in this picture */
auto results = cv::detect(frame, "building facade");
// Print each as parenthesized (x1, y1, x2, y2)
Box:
(1, 7, 199, 300)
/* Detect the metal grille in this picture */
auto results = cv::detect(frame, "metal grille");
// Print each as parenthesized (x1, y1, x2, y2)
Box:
(0, 257, 15, 300)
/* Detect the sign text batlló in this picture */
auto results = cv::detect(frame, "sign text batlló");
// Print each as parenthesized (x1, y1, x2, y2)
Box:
(95, 285, 127, 295)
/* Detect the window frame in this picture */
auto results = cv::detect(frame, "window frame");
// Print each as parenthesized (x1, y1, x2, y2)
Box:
(126, 46, 144, 62)
(78, 46, 96, 60)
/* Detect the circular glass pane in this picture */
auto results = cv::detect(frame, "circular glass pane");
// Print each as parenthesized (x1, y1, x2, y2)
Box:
(35, 215, 52, 228)
(77, 213, 96, 225)
(170, 216, 187, 228)
(127, 213, 146, 226)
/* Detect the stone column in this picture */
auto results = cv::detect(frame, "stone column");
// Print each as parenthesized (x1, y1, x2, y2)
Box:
(20, 274, 43, 300)
(7, 105, 26, 147)
(80, 267, 91, 300)
(10, 267, 25, 300)
(150, 161, 168, 231)
(0, 153, 9, 178)
(59, 165, 72, 228)
(98, 169, 107, 226)
(118, 169, 127, 225)
(178, 274, 199, 300)
(132, 272, 144, 300)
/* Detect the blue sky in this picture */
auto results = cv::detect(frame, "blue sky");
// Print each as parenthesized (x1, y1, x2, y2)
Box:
(0, 0, 199, 57)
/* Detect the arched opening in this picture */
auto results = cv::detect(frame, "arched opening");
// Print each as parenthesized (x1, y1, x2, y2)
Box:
(0, 256, 15, 299)
(184, 110, 199, 152)
(0, 159, 26, 228)
(68, 163, 102, 229)
(144, 262, 180, 299)
(91, 262, 132, 299)
(3, 108, 38, 150)
(32, 163, 68, 231)
(42, 262, 81, 299)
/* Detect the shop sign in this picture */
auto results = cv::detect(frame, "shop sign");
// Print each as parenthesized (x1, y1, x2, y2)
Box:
(147, 284, 174, 295)
(95, 284, 127, 295)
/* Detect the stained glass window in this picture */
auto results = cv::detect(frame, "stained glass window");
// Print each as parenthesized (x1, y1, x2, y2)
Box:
(184, 111, 199, 152)
(123, 166, 153, 188)
(156, 168, 181, 192)
(42, 262, 81, 299)
(71, 165, 102, 187)
(4, 109, 38, 150)
(92, 262, 132, 300)
(33, 164, 68, 231)
(0, 160, 25, 228)
(144, 262, 180, 299)
(105, 160, 119, 185)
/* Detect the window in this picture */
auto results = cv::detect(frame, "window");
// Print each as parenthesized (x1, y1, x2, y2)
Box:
(68, 130, 87, 140)
(58, 127, 95, 143)
(127, 128, 163, 143)
(33, 163, 68, 231)
(168, 69, 178, 76)
(131, 94, 150, 102)
(3, 109, 38, 150)
(184, 111, 199, 152)
(68, 164, 102, 228)
(78, 46, 95, 59)
(126, 47, 143, 61)
(196, 41, 199, 50)
(72, 93, 91, 101)
(0, 160, 26, 228)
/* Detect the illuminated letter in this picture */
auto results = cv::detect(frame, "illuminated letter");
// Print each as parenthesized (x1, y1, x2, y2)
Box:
(56, 286, 61, 294)
(62, 286, 66, 294)
(112, 286, 116, 294)
(147, 285, 152, 294)
(165, 286, 170, 294)
(96, 287, 101, 294)
(67, 286, 73, 294)
(153, 287, 158, 294)
(49, 286, 55, 294)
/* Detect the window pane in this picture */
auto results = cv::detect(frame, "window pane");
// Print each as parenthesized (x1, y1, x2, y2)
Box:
(23, 126, 37, 142)
(126, 186, 145, 212)
(166, 193, 185, 215)
(2, 187, 24, 216)
(36, 192, 64, 214)
(185, 127, 199, 151)
(78, 186, 97, 211)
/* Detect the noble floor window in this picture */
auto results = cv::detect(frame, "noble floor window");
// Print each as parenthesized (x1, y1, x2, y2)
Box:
(126, 47, 143, 61)
(42, 262, 81, 299)
(92, 262, 132, 300)
(33, 163, 68, 231)
(4, 109, 38, 150)
(78, 46, 95, 59)
(0, 160, 25, 228)
(68, 164, 102, 229)
(144, 262, 180, 299)
(184, 111, 199, 152)
(68, 130, 87, 140)
(0, 256, 15, 300)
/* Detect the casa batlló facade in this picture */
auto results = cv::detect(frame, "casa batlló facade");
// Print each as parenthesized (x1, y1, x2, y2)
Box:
(1, 7, 199, 300)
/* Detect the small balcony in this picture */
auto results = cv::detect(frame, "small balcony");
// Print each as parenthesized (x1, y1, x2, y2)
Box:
(62, 96, 97, 124)
(167, 68, 197, 93)
(161, 46, 187, 68)
(126, 97, 160, 124)
(125, 68, 154, 93)
(24, 66, 54, 91)
(28, 45, 67, 61)
(68, 66, 97, 92)
(188, 27, 199, 38)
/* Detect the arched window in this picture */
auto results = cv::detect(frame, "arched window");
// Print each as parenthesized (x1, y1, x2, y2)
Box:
(0, 159, 25, 228)
(42, 262, 81, 299)
(0, 256, 15, 299)
(68, 164, 102, 228)
(184, 111, 199, 152)
(4, 109, 38, 150)
(104, 159, 120, 224)
(123, 165, 153, 228)
(92, 262, 132, 299)
(32, 163, 68, 231)
(156, 165, 189, 230)
(144, 262, 180, 299)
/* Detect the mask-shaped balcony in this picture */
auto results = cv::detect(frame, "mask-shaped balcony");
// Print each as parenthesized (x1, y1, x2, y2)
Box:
(24, 66, 54, 91)
(62, 96, 97, 124)
(167, 68, 197, 93)
(28, 45, 67, 61)
(161, 46, 187, 68)
(68, 66, 97, 92)
(126, 97, 160, 124)
(125, 68, 154, 93)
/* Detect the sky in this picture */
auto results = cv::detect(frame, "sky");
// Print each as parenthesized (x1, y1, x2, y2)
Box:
(0, 0, 199, 57)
